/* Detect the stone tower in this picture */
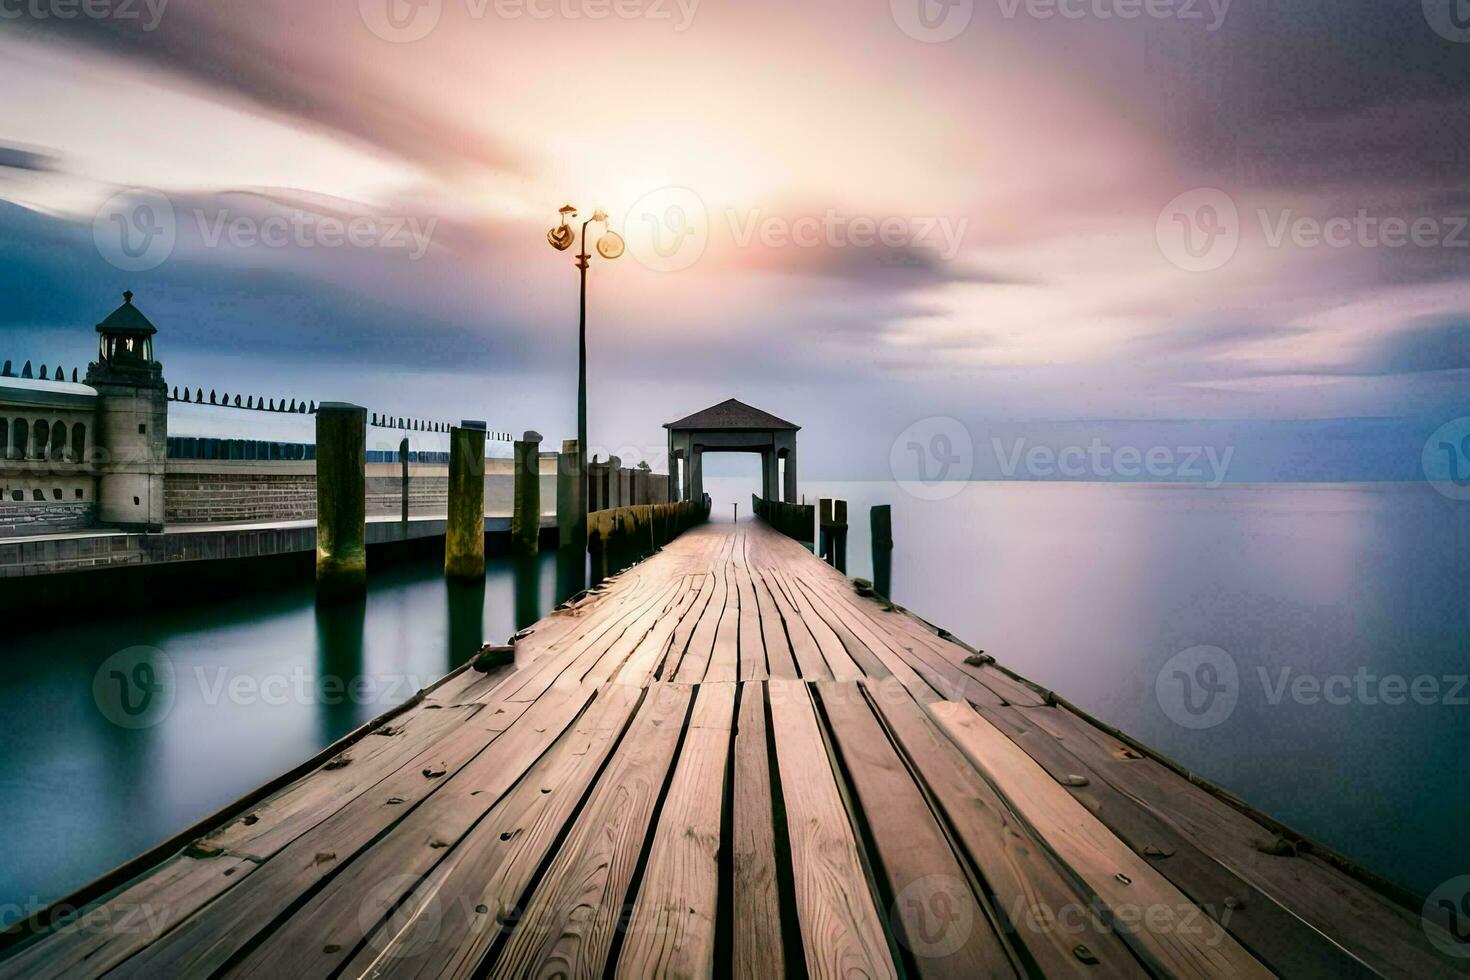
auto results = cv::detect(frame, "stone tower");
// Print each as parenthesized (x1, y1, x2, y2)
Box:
(86, 291, 168, 531)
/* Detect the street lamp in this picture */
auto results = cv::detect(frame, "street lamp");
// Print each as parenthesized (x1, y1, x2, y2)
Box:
(548, 204, 624, 555)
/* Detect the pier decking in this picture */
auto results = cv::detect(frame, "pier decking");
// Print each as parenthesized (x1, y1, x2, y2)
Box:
(1, 519, 1459, 978)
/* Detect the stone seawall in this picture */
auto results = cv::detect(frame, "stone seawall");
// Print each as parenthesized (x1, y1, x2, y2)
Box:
(0, 500, 97, 538)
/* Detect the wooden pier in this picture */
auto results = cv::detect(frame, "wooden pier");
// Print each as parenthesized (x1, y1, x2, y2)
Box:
(1, 519, 1461, 978)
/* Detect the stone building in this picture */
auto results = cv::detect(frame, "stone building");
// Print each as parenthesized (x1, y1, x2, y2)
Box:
(0, 292, 168, 535)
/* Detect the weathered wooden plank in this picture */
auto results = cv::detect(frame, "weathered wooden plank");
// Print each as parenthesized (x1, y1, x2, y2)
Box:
(927, 701, 1273, 979)
(765, 566, 864, 682)
(108, 686, 593, 979)
(751, 567, 801, 679)
(583, 576, 692, 687)
(488, 683, 693, 979)
(0, 854, 255, 980)
(734, 560, 768, 681)
(864, 679, 1145, 979)
(755, 568, 826, 680)
(1018, 703, 1466, 977)
(616, 683, 736, 978)
(707, 546, 741, 683)
(660, 571, 716, 680)
(679, 539, 733, 683)
(966, 701, 1377, 978)
(793, 576, 918, 689)
(815, 681, 1019, 978)
(301, 687, 646, 980)
(610, 575, 707, 686)
(731, 683, 785, 980)
(767, 678, 896, 980)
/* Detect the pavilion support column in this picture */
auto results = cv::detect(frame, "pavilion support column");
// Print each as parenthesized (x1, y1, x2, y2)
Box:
(690, 447, 704, 504)
(512, 430, 543, 557)
(316, 402, 367, 601)
(557, 438, 585, 553)
(783, 446, 798, 503)
(445, 422, 487, 580)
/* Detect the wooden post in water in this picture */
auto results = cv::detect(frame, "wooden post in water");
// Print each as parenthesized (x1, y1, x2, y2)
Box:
(833, 499, 848, 573)
(512, 430, 543, 557)
(315, 402, 367, 601)
(398, 437, 410, 535)
(819, 498, 833, 565)
(871, 504, 892, 598)
(557, 438, 584, 555)
(444, 421, 486, 580)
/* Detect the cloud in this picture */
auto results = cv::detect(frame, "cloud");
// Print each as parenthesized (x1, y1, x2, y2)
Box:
(10, 6, 524, 177)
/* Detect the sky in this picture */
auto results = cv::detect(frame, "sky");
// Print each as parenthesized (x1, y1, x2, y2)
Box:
(1, 0, 1467, 481)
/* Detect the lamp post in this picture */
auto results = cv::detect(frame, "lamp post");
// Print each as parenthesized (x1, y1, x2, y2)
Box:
(548, 205, 624, 556)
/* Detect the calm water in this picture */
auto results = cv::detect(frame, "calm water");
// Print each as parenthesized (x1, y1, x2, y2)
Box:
(0, 551, 572, 927)
(2, 482, 1467, 922)
(714, 478, 1470, 899)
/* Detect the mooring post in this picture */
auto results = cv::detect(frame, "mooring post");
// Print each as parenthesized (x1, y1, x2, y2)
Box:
(819, 498, 833, 565)
(398, 436, 410, 537)
(557, 438, 584, 554)
(315, 402, 367, 601)
(871, 504, 892, 598)
(833, 499, 849, 573)
(445, 421, 487, 580)
(512, 430, 543, 557)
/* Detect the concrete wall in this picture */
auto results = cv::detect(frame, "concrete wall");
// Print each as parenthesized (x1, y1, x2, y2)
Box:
(161, 454, 564, 525)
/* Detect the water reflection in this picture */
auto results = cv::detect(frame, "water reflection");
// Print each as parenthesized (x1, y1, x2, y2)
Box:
(0, 549, 569, 923)
(446, 578, 486, 667)
(312, 596, 366, 744)
(514, 557, 541, 632)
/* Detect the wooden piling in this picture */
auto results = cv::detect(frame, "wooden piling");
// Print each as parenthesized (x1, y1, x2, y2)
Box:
(445, 422, 486, 580)
(398, 437, 410, 532)
(512, 430, 543, 557)
(833, 499, 848, 573)
(557, 438, 584, 555)
(315, 402, 367, 601)
(871, 504, 892, 598)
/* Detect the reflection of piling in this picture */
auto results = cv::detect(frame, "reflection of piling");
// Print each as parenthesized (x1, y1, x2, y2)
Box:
(445, 422, 487, 580)
(315, 403, 367, 601)
(446, 577, 486, 667)
(871, 504, 892, 598)
(512, 431, 543, 557)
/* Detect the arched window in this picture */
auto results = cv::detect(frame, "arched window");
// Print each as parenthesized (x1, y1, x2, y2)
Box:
(32, 420, 49, 460)
(50, 420, 65, 461)
(71, 423, 86, 463)
(12, 419, 26, 459)
(0, 417, 8, 460)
